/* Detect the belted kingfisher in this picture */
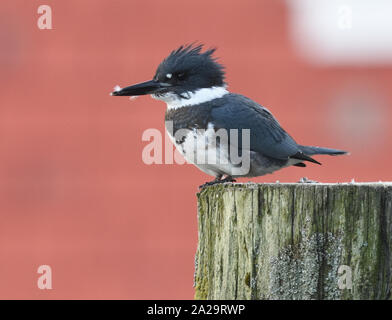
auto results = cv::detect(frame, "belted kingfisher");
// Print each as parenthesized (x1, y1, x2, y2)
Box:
(111, 44, 347, 186)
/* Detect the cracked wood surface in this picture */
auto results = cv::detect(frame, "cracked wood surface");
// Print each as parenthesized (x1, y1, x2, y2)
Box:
(194, 183, 392, 300)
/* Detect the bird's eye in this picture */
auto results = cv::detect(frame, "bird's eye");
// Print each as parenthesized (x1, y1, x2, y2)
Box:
(165, 73, 172, 79)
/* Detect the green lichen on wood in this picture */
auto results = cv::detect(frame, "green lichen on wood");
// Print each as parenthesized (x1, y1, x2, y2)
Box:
(194, 183, 392, 300)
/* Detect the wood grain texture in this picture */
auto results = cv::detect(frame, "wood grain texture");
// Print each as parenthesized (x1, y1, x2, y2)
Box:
(194, 183, 392, 300)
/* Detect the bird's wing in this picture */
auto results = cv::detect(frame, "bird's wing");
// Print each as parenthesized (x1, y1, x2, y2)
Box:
(210, 94, 301, 160)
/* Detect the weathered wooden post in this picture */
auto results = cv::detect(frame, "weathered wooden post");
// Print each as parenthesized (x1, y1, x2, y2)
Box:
(194, 182, 392, 300)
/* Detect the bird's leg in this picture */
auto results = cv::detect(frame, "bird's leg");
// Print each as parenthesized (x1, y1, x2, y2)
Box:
(199, 175, 236, 189)
(220, 175, 236, 183)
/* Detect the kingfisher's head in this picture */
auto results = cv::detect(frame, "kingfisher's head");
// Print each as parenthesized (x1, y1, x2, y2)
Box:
(111, 44, 227, 108)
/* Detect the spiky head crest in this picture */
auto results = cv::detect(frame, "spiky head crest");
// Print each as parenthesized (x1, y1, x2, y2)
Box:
(153, 44, 225, 95)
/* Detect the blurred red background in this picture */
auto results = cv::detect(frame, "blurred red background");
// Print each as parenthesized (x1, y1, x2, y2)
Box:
(0, 0, 391, 299)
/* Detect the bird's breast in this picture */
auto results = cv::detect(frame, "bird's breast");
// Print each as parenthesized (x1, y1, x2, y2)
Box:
(164, 104, 213, 133)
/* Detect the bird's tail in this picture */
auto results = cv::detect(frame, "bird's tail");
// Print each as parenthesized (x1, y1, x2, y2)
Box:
(299, 145, 348, 156)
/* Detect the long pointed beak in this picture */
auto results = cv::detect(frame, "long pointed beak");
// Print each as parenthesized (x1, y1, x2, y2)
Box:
(110, 80, 171, 96)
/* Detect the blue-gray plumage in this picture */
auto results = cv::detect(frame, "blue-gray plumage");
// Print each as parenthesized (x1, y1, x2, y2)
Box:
(111, 44, 348, 186)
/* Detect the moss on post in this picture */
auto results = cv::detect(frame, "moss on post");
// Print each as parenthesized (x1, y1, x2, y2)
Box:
(194, 183, 392, 300)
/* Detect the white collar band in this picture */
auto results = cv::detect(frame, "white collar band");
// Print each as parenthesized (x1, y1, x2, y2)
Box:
(152, 86, 229, 110)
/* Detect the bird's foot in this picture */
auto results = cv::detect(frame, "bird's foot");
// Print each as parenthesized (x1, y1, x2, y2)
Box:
(220, 176, 236, 184)
(199, 176, 237, 189)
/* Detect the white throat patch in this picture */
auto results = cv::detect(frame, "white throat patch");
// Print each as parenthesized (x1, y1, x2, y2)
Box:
(151, 86, 229, 110)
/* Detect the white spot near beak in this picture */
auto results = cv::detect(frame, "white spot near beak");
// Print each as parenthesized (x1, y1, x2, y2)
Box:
(110, 85, 122, 96)
(129, 96, 138, 101)
(166, 73, 172, 79)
